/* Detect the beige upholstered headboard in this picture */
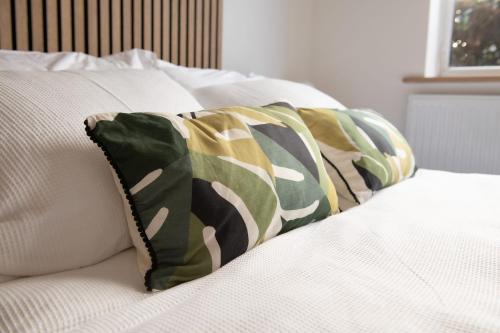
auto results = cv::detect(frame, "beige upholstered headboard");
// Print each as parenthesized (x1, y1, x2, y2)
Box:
(0, 0, 222, 68)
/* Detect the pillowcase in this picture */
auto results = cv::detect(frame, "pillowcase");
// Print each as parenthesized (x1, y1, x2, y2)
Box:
(297, 108, 416, 210)
(85, 103, 339, 290)
(0, 49, 157, 71)
(107, 49, 257, 90)
(0, 275, 16, 283)
(0, 50, 116, 71)
(191, 78, 347, 110)
(160, 65, 255, 90)
(0, 70, 202, 277)
(104, 49, 159, 69)
(0, 49, 257, 91)
(105, 49, 258, 89)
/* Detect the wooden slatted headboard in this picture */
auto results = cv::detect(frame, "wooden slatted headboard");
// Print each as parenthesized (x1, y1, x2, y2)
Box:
(0, 0, 222, 68)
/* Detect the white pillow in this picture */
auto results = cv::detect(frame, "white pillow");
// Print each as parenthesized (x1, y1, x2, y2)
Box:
(104, 49, 159, 69)
(0, 50, 116, 71)
(0, 275, 16, 283)
(0, 70, 202, 276)
(0, 49, 257, 90)
(107, 49, 256, 90)
(0, 49, 159, 71)
(158, 63, 253, 90)
(191, 79, 347, 110)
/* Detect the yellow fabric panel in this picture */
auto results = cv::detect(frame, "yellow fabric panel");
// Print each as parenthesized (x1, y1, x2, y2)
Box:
(297, 108, 358, 152)
(185, 112, 275, 178)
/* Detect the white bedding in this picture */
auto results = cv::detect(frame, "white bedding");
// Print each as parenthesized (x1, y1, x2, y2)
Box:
(0, 249, 146, 332)
(1, 169, 499, 332)
(0, 49, 258, 90)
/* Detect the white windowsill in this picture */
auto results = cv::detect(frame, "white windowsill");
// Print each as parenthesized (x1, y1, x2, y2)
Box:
(403, 76, 500, 83)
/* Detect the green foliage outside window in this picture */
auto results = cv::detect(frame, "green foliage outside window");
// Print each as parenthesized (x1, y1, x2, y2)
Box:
(450, 0, 500, 66)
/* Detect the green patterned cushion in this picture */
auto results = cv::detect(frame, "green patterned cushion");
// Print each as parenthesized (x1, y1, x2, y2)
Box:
(85, 103, 338, 291)
(297, 108, 416, 211)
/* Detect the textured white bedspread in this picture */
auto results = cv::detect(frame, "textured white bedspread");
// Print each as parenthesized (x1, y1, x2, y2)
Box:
(1, 169, 499, 332)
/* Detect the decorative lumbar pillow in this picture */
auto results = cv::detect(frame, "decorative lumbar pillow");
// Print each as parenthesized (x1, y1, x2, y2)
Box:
(0, 70, 202, 278)
(85, 103, 339, 290)
(297, 108, 416, 210)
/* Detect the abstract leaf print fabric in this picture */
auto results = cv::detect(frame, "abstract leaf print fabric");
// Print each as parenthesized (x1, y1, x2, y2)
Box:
(297, 108, 416, 211)
(85, 103, 338, 290)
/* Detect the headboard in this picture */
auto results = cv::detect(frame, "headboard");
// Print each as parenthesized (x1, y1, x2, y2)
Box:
(0, 0, 222, 68)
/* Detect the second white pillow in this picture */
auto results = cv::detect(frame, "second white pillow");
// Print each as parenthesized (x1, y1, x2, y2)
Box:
(191, 78, 347, 110)
(0, 69, 201, 277)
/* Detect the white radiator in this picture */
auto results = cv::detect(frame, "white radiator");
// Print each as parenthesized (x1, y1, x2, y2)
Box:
(405, 94, 500, 175)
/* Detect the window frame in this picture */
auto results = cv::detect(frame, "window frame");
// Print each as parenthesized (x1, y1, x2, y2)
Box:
(426, 0, 500, 78)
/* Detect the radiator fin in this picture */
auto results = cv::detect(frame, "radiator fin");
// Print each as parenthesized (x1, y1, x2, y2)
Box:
(406, 95, 500, 175)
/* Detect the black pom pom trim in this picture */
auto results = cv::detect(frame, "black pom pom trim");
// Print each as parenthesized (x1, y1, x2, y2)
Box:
(84, 118, 157, 291)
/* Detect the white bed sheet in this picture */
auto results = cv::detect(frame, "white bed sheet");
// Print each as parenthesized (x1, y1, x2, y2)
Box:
(1, 169, 499, 333)
(0, 249, 146, 332)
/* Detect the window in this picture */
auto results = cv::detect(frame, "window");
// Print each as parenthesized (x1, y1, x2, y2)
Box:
(426, 0, 500, 77)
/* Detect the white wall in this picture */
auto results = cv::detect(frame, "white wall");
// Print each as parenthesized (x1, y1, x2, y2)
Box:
(310, 0, 500, 131)
(223, 0, 500, 131)
(222, 0, 314, 82)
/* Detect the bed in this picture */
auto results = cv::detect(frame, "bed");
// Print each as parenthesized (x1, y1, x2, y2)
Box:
(1, 1, 499, 332)
(1, 169, 499, 332)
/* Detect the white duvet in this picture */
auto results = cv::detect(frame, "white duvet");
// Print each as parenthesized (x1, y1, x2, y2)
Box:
(1, 169, 499, 333)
